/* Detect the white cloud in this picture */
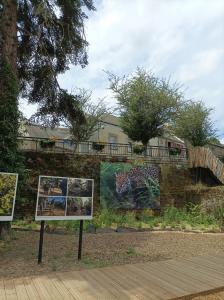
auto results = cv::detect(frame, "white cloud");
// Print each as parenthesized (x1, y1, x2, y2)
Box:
(22, 0, 224, 138)
(177, 49, 224, 82)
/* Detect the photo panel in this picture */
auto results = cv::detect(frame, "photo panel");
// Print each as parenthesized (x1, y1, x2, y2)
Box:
(36, 176, 94, 220)
(37, 196, 66, 217)
(66, 197, 92, 217)
(0, 172, 18, 221)
(67, 178, 93, 197)
(39, 176, 68, 197)
(100, 162, 160, 210)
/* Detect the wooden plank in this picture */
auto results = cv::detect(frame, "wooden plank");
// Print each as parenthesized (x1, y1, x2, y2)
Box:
(126, 264, 184, 299)
(13, 278, 29, 300)
(4, 255, 224, 300)
(78, 269, 118, 300)
(23, 277, 40, 300)
(4, 279, 17, 300)
(177, 255, 224, 276)
(178, 257, 224, 280)
(31, 276, 53, 299)
(61, 270, 110, 300)
(100, 265, 160, 300)
(49, 274, 76, 300)
(57, 269, 96, 300)
(84, 268, 134, 300)
(161, 260, 219, 290)
(136, 262, 191, 298)
(0, 280, 6, 300)
(106, 265, 162, 300)
(34, 275, 63, 300)
(184, 255, 224, 270)
(138, 261, 198, 296)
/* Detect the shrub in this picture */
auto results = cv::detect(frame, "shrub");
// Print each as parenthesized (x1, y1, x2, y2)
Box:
(92, 142, 105, 152)
(40, 139, 55, 148)
(133, 145, 146, 155)
(169, 148, 181, 156)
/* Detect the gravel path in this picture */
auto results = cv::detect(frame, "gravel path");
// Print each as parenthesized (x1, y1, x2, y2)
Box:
(0, 230, 224, 279)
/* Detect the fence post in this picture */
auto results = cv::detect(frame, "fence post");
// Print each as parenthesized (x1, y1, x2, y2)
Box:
(78, 220, 84, 260)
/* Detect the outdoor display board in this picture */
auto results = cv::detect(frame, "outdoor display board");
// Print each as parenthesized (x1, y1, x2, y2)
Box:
(0, 172, 18, 221)
(100, 162, 160, 210)
(35, 176, 94, 220)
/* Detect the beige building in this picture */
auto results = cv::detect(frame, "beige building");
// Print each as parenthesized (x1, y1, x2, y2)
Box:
(20, 114, 185, 154)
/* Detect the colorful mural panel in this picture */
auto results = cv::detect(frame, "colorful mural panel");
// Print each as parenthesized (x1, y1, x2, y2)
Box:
(100, 162, 160, 209)
(0, 172, 18, 221)
(36, 176, 94, 220)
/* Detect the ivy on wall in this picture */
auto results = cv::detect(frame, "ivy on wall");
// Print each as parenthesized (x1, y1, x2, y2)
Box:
(0, 58, 23, 173)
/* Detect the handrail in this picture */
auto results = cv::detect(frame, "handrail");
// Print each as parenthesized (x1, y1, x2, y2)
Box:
(17, 136, 187, 160)
(18, 136, 187, 150)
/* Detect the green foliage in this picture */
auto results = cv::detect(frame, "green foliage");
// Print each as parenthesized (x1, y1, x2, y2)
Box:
(126, 246, 138, 256)
(169, 147, 181, 156)
(132, 145, 146, 154)
(173, 101, 216, 147)
(0, 59, 25, 235)
(64, 91, 110, 144)
(0, 59, 21, 173)
(12, 202, 224, 233)
(108, 68, 183, 146)
(0, 174, 17, 215)
(161, 205, 216, 229)
(207, 137, 222, 145)
(39, 139, 55, 149)
(92, 142, 105, 152)
(16, 0, 95, 111)
(100, 162, 132, 209)
(214, 205, 224, 229)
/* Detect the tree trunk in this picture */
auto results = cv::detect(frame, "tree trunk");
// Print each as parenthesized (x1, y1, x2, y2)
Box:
(0, 0, 17, 70)
(0, 0, 18, 238)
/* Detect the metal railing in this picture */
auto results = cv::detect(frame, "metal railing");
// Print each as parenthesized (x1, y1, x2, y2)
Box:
(17, 136, 187, 161)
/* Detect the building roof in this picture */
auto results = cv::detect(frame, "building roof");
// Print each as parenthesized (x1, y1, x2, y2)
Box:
(25, 125, 71, 139)
(23, 114, 185, 145)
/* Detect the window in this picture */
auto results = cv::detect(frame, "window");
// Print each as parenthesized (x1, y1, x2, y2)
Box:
(128, 142, 132, 153)
(108, 135, 118, 150)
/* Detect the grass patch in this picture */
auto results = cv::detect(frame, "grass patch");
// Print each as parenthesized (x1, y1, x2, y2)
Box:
(77, 258, 110, 269)
(126, 246, 138, 256)
(12, 203, 224, 233)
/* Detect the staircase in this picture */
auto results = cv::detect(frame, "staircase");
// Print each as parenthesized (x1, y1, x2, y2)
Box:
(188, 147, 224, 184)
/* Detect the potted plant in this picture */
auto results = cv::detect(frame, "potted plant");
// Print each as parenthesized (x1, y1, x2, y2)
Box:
(169, 147, 181, 156)
(92, 142, 105, 152)
(40, 139, 56, 149)
(133, 145, 146, 155)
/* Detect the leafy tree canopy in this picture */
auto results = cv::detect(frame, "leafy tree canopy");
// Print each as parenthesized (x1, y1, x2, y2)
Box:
(1, 0, 95, 115)
(207, 137, 222, 146)
(173, 101, 216, 147)
(32, 88, 110, 144)
(108, 68, 183, 146)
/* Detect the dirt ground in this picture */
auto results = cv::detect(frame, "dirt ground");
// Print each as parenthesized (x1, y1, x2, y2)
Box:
(188, 289, 224, 300)
(0, 229, 224, 281)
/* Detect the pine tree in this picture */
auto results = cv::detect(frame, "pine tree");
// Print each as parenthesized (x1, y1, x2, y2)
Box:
(0, 0, 95, 166)
(0, 0, 94, 234)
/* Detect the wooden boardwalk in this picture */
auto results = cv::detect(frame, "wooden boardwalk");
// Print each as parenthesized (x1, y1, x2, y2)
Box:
(1, 255, 224, 300)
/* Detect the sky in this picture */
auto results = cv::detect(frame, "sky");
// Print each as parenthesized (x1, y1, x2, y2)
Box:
(20, 0, 224, 141)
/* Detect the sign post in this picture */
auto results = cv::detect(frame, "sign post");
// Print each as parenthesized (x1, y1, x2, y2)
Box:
(78, 220, 84, 260)
(38, 220, 45, 264)
(35, 176, 94, 264)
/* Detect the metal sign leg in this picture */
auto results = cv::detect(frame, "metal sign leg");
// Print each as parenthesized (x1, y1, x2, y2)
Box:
(78, 220, 83, 260)
(38, 220, 45, 264)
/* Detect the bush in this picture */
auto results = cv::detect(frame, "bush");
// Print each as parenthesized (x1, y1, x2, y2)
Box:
(92, 142, 105, 152)
(40, 139, 55, 148)
(169, 147, 181, 156)
(133, 145, 146, 154)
